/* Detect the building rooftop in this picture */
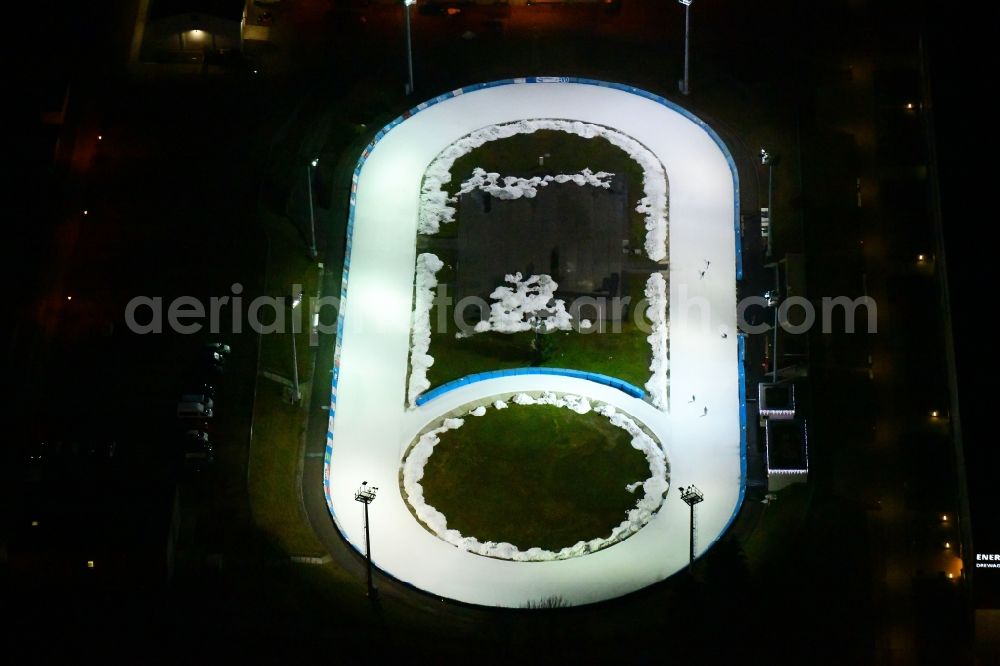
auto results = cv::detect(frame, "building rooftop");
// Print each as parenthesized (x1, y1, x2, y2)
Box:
(759, 382, 796, 419)
(765, 418, 809, 472)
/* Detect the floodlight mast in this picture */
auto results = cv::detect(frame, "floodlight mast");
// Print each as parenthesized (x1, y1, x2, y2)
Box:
(289, 290, 304, 403)
(403, 0, 416, 94)
(678, 485, 705, 565)
(306, 158, 319, 260)
(354, 481, 379, 597)
(760, 148, 774, 258)
(678, 0, 694, 95)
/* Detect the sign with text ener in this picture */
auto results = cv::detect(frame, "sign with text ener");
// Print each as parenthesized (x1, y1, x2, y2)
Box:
(976, 553, 1000, 569)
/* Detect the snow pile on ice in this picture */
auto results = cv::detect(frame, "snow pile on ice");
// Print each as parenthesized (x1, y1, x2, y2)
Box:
(474, 272, 574, 334)
(401, 417, 466, 539)
(510, 391, 592, 415)
(643, 272, 669, 410)
(594, 403, 670, 514)
(456, 167, 613, 200)
(401, 394, 669, 561)
(419, 119, 668, 261)
(407, 253, 444, 407)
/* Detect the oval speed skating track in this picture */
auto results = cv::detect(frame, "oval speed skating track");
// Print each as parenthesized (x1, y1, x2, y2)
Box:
(324, 79, 744, 607)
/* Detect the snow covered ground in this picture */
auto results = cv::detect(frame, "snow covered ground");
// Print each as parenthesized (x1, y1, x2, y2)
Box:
(326, 80, 741, 607)
(456, 167, 615, 201)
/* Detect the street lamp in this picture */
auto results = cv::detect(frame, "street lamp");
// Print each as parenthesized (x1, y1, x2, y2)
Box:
(678, 485, 704, 565)
(354, 481, 379, 597)
(306, 158, 319, 260)
(760, 148, 774, 258)
(762, 148, 778, 380)
(678, 0, 694, 95)
(289, 290, 303, 403)
(403, 0, 416, 95)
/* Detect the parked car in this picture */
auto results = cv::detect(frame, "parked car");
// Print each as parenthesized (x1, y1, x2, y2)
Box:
(179, 395, 213, 411)
(182, 429, 209, 445)
(180, 425, 213, 468)
(183, 444, 214, 470)
(201, 351, 226, 375)
(177, 402, 213, 419)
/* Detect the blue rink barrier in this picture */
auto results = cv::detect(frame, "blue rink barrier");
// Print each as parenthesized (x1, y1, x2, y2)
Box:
(414, 367, 645, 406)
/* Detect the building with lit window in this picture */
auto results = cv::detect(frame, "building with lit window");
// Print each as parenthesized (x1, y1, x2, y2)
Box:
(141, 0, 246, 63)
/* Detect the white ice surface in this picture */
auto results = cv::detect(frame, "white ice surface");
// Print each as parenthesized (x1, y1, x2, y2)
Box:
(327, 82, 740, 607)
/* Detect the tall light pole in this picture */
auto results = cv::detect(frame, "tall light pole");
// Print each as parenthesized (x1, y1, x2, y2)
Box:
(760, 148, 774, 257)
(354, 481, 379, 597)
(761, 148, 778, 379)
(678, 485, 704, 565)
(678, 0, 694, 95)
(403, 0, 416, 95)
(289, 290, 303, 403)
(306, 158, 318, 260)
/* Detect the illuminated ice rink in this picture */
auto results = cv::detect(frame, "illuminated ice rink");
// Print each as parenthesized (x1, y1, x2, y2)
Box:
(325, 80, 743, 607)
